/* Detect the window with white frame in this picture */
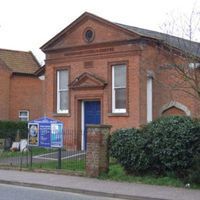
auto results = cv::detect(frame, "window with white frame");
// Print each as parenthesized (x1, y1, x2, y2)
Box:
(112, 64, 127, 113)
(19, 110, 29, 121)
(57, 70, 69, 113)
(188, 63, 200, 69)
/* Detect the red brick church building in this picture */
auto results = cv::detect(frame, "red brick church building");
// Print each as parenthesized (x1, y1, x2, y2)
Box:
(40, 12, 200, 149)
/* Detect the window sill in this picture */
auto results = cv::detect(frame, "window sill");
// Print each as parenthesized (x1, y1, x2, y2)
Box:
(107, 113, 129, 117)
(53, 113, 71, 117)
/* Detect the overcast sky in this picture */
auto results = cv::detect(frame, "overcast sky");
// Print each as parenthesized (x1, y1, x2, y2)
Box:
(0, 0, 199, 64)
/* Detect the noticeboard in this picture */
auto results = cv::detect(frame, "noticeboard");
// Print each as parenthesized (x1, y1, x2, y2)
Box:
(51, 124, 63, 148)
(28, 123, 39, 146)
(28, 117, 63, 148)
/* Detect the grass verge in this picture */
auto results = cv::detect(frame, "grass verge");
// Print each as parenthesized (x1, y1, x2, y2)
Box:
(99, 162, 200, 189)
(0, 150, 22, 158)
(30, 159, 85, 172)
(0, 147, 57, 158)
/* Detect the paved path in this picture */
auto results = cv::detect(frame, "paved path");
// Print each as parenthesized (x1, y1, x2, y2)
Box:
(0, 169, 199, 200)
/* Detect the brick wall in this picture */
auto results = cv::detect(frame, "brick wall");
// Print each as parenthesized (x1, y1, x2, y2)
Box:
(162, 107, 186, 116)
(0, 66, 11, 120)
(43, 16, 200, 138)
(139, 43, 200, 121)
(9, 75, 44, 121)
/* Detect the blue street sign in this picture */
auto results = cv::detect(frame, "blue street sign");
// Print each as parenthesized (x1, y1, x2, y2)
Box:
(39, 123, 51, 147)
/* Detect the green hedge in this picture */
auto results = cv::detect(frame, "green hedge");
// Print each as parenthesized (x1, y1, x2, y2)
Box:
(110, 128, 150, 174)
(143, 116, 200, 176)
(0, 121, 28, 140)
(110, 116, 200, 182)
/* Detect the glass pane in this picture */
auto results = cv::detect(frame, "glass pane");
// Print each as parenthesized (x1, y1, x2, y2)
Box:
(60, 91, 68, 110)
(20, 117, 28, 122)
(59, 70, 68, 90)
(19, 111, 28, 117)
(115, 88, 126, 109)
(114, 65, 126, 87)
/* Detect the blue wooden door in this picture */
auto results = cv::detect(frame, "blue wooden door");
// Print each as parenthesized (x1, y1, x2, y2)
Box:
(84, 101, 101, 150)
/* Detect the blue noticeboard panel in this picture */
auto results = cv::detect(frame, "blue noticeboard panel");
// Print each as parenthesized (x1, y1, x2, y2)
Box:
(39, 123, 51, 147)
(28, 117, 63, 148)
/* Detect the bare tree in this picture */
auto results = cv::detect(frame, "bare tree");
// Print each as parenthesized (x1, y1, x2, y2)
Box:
(158, 5, 200, 101)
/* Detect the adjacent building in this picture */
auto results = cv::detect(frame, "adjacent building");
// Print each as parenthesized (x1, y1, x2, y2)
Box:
(0, 49, 44, 121)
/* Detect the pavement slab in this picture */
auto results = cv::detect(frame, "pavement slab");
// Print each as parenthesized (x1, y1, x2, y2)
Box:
(0, 169, 199, 200)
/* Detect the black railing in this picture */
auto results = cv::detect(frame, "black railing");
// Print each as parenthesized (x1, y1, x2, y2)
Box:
(0, 129, 86, 172)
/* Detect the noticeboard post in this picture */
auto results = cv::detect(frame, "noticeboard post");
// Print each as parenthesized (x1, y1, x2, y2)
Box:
(28, 117, 63, 148)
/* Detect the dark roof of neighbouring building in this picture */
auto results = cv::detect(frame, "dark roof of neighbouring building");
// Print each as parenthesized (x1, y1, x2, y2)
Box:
(116, 23, 200, 58)
(0, 48, 41, 74)
(34, 65, 45, 76)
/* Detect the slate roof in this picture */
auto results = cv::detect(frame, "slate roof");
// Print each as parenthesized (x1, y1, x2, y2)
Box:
(116, 23, 200, 58)
(0, 48, 40, 74)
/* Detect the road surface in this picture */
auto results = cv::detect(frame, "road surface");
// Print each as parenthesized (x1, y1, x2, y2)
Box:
(0, 183, 123, 200)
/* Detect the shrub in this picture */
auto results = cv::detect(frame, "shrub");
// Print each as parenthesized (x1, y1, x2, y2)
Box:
(0, 120, 28, 141)
(143, 116, 200, 176)
(110, 116, 200, 180)
(110, 128, 150, 174)
(187, 154, 200, 184)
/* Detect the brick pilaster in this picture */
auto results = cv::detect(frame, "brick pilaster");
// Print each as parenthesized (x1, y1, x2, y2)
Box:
(86, 124, 111, 177)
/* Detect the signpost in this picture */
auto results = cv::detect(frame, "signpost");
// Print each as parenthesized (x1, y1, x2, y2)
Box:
(28, 117, 64, 169)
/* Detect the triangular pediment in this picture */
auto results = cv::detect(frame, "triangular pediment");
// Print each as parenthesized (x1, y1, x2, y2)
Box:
(41, 12, 140, 51)
(69, 72, 107, 90)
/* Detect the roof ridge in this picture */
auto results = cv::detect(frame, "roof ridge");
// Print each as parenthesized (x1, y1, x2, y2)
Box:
(0, 48, 30, 54)
(28, 51, 41, 68)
